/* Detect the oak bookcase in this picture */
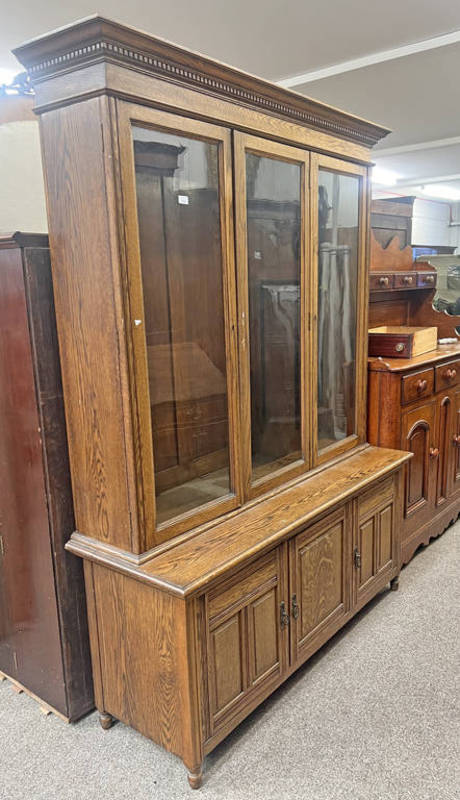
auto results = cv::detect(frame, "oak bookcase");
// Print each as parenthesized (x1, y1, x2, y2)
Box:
(16, 17, 410, 787)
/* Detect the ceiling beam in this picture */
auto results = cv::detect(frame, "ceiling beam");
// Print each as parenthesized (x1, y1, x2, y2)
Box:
(277, 29, 460, 88)
(375, 136, 460, 157)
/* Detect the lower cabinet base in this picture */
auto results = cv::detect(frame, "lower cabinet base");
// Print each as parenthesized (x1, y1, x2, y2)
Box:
(80, 465, 406, 788)
(402, 498, 460, 565)
(92, 570, 400, 787)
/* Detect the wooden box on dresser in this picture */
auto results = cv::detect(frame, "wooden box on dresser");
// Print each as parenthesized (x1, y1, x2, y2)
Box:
(0, 233, 93, 720)
(15, 17, 410, 787)
(368, 234, 460, 565)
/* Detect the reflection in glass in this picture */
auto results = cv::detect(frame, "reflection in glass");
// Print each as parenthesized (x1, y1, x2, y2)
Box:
(133, 126, 231, 523)
(246, 153, 302, 480)
(317, 169, 360, 451)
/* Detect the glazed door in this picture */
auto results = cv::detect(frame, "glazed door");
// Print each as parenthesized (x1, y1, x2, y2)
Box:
(354, 477, 397, 608)
(401, 401, 437, 526)
(205, 547, 288, 742)
(118, 104, 241, 545)
(311, 155, 368, 466)
(234, 132, 310, 498)
(289, 506, 352, 666)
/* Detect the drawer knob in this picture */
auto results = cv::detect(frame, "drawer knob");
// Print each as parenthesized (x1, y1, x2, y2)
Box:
(395, 343, 405, 353)
(423, 275, 435, 284)
(444, 368, 457, 380)
(379, 276, 389, 287)
(429, 447, 439, 458)
(403, 275, 413, 285)
(453, 435, 460, 447)
(416, 379, 428, 393)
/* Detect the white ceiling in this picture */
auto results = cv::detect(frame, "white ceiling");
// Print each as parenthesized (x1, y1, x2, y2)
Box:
(2, 1, 460, 200)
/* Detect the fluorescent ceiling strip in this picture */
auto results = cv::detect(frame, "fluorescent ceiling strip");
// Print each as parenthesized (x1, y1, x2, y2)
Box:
(277, 29, 460, 87)
(375, 136, 460, 157)
(394, 173, 460, 187)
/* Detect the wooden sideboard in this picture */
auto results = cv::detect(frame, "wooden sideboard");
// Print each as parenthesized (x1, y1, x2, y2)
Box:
(368, 232, 460, 563)
(0, 233, 93, 720)
(15, 17, 410, 787)
(369, 346, 460, 563)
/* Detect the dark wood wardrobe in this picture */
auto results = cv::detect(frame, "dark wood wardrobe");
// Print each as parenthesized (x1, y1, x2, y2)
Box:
(0, 233, 93, 720)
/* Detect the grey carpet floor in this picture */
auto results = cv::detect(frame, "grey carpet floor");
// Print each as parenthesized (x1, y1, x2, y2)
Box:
(1, 526, 459, 800)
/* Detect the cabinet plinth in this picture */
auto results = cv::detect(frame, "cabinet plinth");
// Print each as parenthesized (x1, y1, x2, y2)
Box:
(16, 15, 408, 786)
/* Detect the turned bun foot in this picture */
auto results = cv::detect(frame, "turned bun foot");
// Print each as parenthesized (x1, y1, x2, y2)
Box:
(187, 769, 203, 789)
(99, 712, 114, 730)
(390, 576, 400, 592)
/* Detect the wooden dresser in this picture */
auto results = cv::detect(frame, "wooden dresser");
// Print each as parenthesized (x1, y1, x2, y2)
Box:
(368, 232, 460, 563)
(369, 346, 460, 564)
(0, 233, 93, 720)
(15, 17, 410, 787)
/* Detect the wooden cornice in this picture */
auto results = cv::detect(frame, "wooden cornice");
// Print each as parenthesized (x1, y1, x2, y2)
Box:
(13, 15, 390, 148)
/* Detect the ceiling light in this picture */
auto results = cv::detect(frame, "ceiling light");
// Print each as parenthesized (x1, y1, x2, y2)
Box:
(372, 166, 401, 186)
(0, 68, 18, 86)
(419, 184, 460, 201)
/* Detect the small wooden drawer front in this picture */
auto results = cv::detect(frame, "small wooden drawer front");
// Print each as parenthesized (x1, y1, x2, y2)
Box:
(416, 272, 437, 288)
(401, 368, 434, 405)
(394, 272, 417, 289)
(435, 360, 460, 392)
(358, 475, 395, 519)
(369, 273, 394, 291)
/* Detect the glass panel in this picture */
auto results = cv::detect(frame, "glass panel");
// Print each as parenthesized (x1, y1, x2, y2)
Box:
(132, 126, 231, 524)
(317, 169, 360, 451)
(246, 152, 302, 481)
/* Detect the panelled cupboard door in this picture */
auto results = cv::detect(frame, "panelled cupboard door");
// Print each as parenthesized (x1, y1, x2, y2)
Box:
(205, 547, 287, 738)
(289, 506, 351, 666)
(451, 389, 460, 494)
(310, 154, 369, 467)
(435, 392, 454, 505)
(117, 102, 242, 547)
(401, 401, 436, 521)
(233, 132, 311, 499)
(355, 477, 397, 607)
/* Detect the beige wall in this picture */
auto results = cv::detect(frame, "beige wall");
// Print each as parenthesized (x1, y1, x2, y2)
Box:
(0, 119, 48, 233)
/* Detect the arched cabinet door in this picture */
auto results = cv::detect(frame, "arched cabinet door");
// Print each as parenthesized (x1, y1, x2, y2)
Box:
(402, 401, 436, 519)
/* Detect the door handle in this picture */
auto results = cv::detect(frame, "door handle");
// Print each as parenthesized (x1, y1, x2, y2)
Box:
(280, 601, 290, 630)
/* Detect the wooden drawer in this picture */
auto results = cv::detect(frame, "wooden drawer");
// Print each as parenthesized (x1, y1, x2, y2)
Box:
(369, 273, 394, 291)
(416, 272, 437, 289)
(394, 272, 417, 289)
(358, 475, 395, 519)
(435, 360, 460, 392)
(401, 368, 434, 405)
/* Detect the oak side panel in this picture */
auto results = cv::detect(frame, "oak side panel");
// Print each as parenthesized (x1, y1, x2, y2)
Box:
(39, 98, 134, 551)
(91, 564, 202, 768)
